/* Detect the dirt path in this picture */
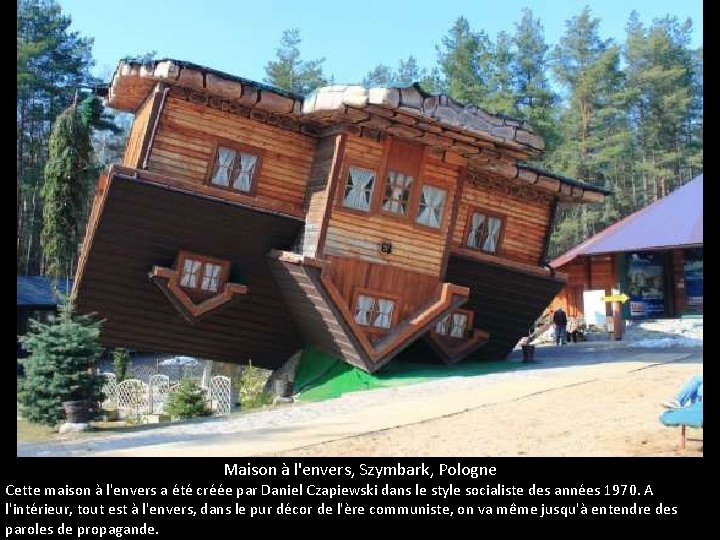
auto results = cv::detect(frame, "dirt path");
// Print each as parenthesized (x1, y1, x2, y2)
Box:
(273, 351, 703, 457)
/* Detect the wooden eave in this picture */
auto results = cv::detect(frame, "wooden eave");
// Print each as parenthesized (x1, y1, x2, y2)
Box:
(108, 164, 305, 221)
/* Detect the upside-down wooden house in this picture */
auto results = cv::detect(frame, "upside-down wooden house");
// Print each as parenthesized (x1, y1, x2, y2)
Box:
(74, 59, 609, 373)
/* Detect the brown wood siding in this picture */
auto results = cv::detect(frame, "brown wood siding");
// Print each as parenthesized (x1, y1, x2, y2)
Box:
(145, 95, 315, 214)
(122, 92, 155, 168)
(324, 255, 441, 323)
(74, 175, 303, 369)
(443, 254, 565, 360)
(589, 255, 614, 292)
(452, 181, 553, 265)
(302, 135, 339, 257)
(324, 134, 459, 277)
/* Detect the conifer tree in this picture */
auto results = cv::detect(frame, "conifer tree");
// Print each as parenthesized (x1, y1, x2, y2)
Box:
(18, 298, 104, 426)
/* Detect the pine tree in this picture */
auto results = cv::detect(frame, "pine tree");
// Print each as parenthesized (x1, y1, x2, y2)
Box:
(363, 64, 393, 86)
(264, 28, 327, 95)
(483, 31, 518, 116)
(512, 9, 557, 151)
(165, 379, 211, 420)
(18, 298, 104, 426)
(41, 98, 92, 280)
(547, 7, 628, 255)
(624, 13, 696, 202)
(436, 17, 493, 106)
(17, 0, 94, 275)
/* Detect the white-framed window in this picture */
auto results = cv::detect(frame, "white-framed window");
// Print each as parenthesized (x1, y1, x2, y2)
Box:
(353, 293, 397, 329)
(416, 185, 447, 228)
(466, 210, 504, 254)
(210, 146, 259, 192)
(343, 166, 376, 212)
(382, 171, 413, 215)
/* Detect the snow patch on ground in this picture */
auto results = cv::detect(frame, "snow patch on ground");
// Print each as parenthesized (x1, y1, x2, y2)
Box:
(628, 336, 703, 348)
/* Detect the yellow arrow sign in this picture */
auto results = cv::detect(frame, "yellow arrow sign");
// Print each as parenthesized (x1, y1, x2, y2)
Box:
(603, 293, 629, 303)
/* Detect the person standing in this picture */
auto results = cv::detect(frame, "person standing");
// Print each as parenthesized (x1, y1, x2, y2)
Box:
(553, 308, 568, 346)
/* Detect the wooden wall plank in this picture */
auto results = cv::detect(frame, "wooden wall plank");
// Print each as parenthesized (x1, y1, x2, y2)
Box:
(452, 180, 553, 265)
(324, 134, 461, 277)
(145, 96, 315, 212)
(73, 175, 303, 369)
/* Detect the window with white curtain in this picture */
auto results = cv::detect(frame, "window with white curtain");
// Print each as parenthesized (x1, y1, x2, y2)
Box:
(343, 166, 376, 211)
(180, 258, 202, 289)
(382, 171, 413, 215)
(435, 310, 471, 339)
(178, 253, 228, 294)
(416, 185, 447, 228)
(354, 293, 397, 329)
(435, 314, 451, 335)
(210, 146, 259, 193)
(201, 263, 223, 293)
(466, 210, 504, 255)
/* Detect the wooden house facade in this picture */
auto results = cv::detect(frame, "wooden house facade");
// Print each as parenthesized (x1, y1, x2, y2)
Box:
(74, 59, 608, 373)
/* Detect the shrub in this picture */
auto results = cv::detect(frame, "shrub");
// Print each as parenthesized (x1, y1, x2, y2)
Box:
(112, 348, 130, 382)
(18, 298, 104, 426)
(165, 379, 211, 420)
(236, 362, 273, 409)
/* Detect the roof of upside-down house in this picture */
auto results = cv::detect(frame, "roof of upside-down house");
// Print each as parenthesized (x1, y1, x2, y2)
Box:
(104, 58, 609, 204)
(551, 173, 703, 268)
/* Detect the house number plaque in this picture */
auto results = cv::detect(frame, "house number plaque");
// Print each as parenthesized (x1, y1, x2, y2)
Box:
(380, 242, 393, 255)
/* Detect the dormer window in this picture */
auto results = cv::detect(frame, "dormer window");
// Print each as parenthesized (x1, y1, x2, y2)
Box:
(209, 144, 261, 193)
(177, 252, 230, 295)
(342, 165, 376, 212)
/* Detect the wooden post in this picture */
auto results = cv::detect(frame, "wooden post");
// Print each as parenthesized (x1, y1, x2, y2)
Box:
(680, 425, 686, 451)
(612, 301, 623, 340)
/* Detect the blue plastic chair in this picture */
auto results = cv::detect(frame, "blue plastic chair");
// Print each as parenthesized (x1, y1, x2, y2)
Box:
(660, 401, 703, 450)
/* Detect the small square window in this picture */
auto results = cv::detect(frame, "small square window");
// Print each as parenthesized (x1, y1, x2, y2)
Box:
(382, 171, 413, 215)
(210, 146, 259, 193)
(416, 185, 447, 228)
(343, 166, 376, 212)
(466, 210, 504, 254)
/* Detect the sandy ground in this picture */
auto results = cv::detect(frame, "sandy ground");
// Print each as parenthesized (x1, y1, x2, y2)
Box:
(273, 349, 703, 457)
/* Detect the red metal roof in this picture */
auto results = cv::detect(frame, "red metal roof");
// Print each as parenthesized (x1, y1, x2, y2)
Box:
(551, 174, 703, 268)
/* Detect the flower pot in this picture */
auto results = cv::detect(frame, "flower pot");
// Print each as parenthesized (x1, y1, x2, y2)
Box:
(62, 400, 91, 424)
(521, 345, 535, 363)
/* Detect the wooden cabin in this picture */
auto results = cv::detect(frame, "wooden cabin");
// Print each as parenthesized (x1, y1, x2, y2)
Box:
(549, 175, 703, 325)
(73, 59, 608, 373)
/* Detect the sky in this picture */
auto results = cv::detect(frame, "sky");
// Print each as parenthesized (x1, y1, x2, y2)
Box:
(57, 0, 703, 85)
